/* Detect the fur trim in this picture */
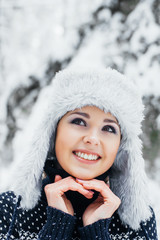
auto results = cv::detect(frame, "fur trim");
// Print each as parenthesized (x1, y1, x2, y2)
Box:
(10, 68, 151, 230)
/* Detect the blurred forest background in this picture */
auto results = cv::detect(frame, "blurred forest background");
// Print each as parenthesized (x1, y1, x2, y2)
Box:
(0, 0, 160, 236)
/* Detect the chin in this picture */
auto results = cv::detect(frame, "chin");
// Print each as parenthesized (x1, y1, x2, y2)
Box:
(71, 172, 97, 180)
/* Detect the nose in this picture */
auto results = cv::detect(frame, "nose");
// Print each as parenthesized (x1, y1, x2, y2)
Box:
(83, 131, 100, 146)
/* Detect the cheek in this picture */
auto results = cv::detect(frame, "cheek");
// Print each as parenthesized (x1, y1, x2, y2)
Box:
(55, 126, 65, 156)
(104, 137, 120, 158)
(55, 127, 76, 158)
(55, 133, 69, 169)
(55, 132, 68, 157)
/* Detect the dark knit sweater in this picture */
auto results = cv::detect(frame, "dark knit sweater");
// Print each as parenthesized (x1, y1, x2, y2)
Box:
(0, 190, 158, 240)
(0, 162, 158, 239)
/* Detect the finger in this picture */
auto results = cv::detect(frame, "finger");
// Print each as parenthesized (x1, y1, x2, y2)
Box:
(60, 177, 94, 198)
(76, 178, 113, 199)
(55, 175, 62, 182)
(94, 194, 104, 203)
(47, 176, 94, 199)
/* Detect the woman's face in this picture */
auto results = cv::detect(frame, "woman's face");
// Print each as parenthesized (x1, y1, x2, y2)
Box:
(55, 105, 121, 180)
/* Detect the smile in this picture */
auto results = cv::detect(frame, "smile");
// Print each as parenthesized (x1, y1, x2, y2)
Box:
(73, 151, 101, 161)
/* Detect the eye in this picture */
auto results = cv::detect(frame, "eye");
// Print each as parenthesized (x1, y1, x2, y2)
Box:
(102, 125, 116, 134)
(71, 118, 86, 126)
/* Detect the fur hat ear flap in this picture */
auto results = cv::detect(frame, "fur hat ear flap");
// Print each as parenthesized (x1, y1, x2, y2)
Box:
(8, 68, 152, 230)
(110, 136, 151, 230)
(10, 133, 51, 209)
(9, 110, 57, 209)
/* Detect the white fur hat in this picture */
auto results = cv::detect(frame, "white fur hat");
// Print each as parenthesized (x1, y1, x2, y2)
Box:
(11, 67, 151, 230)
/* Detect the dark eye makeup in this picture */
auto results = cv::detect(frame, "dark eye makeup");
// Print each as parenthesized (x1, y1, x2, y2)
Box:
(70, 118, 86, 126)
(102, 125, 117, 134)
(70, 117, 117, 134)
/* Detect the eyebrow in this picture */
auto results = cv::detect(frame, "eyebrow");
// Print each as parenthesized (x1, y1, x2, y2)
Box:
(70, 112, 119, 127)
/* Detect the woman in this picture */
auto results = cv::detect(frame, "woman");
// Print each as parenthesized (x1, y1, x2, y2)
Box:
(0, 68, 158, 239)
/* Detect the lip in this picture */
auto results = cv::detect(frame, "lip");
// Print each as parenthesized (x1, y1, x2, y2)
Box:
(73, 152, 100, 164)
(73, 149, 102, 158)
(72, 149, 102, 165)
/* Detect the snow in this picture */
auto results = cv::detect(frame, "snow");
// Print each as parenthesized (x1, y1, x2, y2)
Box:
(69, 28, 107, 69)
(0, 0, 160, 237)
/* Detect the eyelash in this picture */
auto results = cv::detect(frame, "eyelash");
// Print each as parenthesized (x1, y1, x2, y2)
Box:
(70, 118, 117, 134)
(102, 125, 116, 134)
(71, 118, 86, 126)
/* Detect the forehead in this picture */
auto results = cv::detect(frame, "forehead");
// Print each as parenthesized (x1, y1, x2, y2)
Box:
(64, 105, 118, 122)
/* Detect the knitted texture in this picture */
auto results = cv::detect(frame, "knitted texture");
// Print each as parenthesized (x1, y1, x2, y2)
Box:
(0, 190, 158, 239)
(38, 207, 76, 239)
(79, 219, 111, 240)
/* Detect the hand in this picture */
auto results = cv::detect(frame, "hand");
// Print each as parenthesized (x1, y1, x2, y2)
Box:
(44, 175, 94, 216)
(76, 178, 121, 226)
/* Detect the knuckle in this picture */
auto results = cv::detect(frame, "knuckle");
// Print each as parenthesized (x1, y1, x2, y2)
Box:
(98, 180, 104, 184)
(44, 184, 50, 193)
(97, 180, 104, 184)
(68, 176, 73, 180)
(118, 198, 121, 205)
(100, 181, 106, 188)
(115, 197, 121, 207)
(103, 181, 107, 187)
(66, 176, 74, 184)
(44, 184, 57, 195)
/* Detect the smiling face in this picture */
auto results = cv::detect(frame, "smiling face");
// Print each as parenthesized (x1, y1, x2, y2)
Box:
(55, 105, 121, 180)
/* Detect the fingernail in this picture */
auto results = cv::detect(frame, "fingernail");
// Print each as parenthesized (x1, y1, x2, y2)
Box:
(88, 192, 94, 198)
(88, 190, 94, 194)
(86, 191, 94, 196)
(84, 189, 92, 194)
(76, 178, 84, 182)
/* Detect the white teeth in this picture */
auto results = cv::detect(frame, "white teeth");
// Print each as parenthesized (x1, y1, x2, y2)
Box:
(74, 151, 99, 160)
(77, 152, 81, 157)
(88, 155, 92, 160)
